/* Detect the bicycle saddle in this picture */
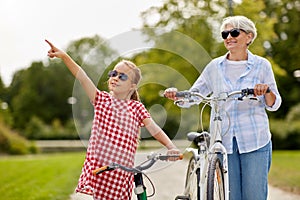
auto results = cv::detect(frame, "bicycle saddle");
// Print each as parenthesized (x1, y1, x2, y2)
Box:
(187, 131, 210, 143)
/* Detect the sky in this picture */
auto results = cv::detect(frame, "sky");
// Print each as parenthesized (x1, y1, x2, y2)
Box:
(0, 0, 163, 86)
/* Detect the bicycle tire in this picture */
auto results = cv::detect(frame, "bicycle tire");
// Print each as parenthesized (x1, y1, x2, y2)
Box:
(207, 154, 225, 200)
(185, 158, 200, 200)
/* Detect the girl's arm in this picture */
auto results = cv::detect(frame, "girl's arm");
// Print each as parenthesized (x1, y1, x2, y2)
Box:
(143, 118, 180, 154)
(45, 39, 97, 102)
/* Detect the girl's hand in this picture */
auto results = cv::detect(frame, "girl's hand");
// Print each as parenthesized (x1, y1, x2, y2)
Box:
(45, 39, 65, 59)
(167, 148, 181, 161)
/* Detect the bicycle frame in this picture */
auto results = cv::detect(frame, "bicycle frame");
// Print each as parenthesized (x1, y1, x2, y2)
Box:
(210, 101, 229, 200)
(134, 172, 148, 200)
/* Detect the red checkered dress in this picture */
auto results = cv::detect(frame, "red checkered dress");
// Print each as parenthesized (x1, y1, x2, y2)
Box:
(75, 90, 151, 200)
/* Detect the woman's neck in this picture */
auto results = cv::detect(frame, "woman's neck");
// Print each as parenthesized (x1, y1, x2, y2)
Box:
(227, 50, 248, 61)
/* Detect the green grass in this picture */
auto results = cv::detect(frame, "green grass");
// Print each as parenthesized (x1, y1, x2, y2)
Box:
(269, 150, 300, 194)
(0, 152, 85, 200)
(0, 150, 299, 199)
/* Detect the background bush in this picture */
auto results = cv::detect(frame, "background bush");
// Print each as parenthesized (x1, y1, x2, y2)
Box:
(0, 122, 38, 155)
(271, 119, 300, 150)
(24, 116, 79, 140)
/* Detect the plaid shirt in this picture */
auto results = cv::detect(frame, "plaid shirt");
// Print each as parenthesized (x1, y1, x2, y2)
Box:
(191, 51, 281, 154)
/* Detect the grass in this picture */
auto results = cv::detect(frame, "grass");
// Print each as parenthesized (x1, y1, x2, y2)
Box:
(0, 150, 299, 199)
(269, 150, 300, 194)
(0, 152, 85, 200)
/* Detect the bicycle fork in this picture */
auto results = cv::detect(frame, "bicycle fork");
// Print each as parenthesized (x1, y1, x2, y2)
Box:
(210, 142, 229, 200)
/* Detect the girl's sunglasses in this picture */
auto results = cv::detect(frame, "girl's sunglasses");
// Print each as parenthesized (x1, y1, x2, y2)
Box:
(221, 28, 246, 39)
(108, 70, 129, 81)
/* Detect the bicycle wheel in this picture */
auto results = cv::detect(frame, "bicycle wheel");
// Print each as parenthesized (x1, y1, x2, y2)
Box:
(207, 154, 225, 200)
(185, 158, 200, 200)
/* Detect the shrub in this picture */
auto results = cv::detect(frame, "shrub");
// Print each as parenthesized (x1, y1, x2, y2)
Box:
(24, 116, 79, 140)
(0, 122, 38, 155)
(270, 119, 300, 150)
(286, 103, 300, 121)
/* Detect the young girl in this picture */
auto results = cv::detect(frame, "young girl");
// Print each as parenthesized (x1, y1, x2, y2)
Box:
(45, 40, 180, 200)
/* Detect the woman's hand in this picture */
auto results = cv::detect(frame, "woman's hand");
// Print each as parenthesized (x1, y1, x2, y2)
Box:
(254, 83, 276, 107)
(45, 39, 66, 59)
(254, 84, 270, 96)
(163, 87, 178, 100)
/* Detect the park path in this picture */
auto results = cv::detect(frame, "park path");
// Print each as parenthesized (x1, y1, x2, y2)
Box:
(133, 150, 300, 200)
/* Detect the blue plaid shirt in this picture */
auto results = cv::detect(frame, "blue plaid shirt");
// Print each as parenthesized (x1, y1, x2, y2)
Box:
(191, 51, 282, 154)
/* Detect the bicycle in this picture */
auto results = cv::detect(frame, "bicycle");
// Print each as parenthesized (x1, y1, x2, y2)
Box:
(173, 88, 262, 200)
(93, 152, 183, 200)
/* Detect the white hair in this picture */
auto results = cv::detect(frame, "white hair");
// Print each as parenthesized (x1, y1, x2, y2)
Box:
(220, 16, 257, 45)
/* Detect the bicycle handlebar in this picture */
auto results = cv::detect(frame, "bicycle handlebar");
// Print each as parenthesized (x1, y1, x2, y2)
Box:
(175, 88, 255, 98)
(92, 153, 183, 175)
(174, 88, 268, 108)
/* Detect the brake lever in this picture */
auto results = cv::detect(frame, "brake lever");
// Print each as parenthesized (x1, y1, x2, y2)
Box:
(174, 100, 191, 108)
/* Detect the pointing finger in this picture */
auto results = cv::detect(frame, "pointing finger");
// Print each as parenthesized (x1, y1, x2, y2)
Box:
(45, 39, 55, 49)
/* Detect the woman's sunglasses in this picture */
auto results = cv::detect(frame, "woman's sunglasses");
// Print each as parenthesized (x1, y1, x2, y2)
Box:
(108, 70, 129, 81)
(221, 28, 246, 39)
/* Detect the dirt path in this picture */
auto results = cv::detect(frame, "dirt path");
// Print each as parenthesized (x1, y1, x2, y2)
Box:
(134, 151, 300, 200)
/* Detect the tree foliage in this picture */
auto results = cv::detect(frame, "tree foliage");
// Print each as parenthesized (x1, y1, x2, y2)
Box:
(8, 61, 74, 129)
(0, 0, 299, 145)
(5, 35, 117, 133)
(134, 0, 300, 139)
(263, 0, 300, 113)
(139, 0, 299, 115)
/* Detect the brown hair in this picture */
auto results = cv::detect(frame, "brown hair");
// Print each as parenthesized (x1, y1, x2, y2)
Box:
(119, 60, 141, 101)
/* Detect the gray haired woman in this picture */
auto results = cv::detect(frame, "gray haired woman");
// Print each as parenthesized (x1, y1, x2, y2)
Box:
(164, 15, 281, 200)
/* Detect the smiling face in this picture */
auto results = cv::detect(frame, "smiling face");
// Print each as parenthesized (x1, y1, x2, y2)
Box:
(223, 24, 253, 53)
(108, 62, 137, 100)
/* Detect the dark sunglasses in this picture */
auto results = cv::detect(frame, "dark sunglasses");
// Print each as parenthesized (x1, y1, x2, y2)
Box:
(221, 28, 246, 39)
(108, 70, 129, 81)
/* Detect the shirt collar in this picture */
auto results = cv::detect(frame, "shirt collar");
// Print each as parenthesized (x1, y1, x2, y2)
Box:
(218, 50, 255, 67)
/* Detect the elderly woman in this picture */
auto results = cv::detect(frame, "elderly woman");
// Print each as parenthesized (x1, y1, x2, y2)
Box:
(164, 16, 281, 200)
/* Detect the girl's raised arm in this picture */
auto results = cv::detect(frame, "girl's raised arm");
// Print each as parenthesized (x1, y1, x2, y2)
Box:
(45, 39, 97, 101)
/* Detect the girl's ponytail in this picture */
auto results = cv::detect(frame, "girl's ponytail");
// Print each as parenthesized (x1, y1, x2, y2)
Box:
(120, 60, 142, 102)
(130, 89, 140, 101)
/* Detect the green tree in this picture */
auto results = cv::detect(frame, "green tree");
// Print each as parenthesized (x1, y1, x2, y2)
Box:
(139, 0, 291, 108)
(0, 76, 6, 100)
(7, 35, 118, 135)
(263, 0, 300, 114)
(9, 61, 73, 129)
(136, 0, 294, 139)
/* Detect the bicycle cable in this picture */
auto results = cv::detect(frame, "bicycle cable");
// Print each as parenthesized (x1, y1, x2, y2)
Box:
(133, 167, 156, 197)
(199, 101, 210, 132)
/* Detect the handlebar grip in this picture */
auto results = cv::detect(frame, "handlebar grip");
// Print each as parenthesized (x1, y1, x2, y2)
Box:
(175, 91, 190, 97)
(248, 89, 254, 95)
(241, 88, 254, 95)
(158, 154, 184, 160)
(93, 166, 113, 175)
(178, 154, 184, 160)
(242, 87, 270, 95)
